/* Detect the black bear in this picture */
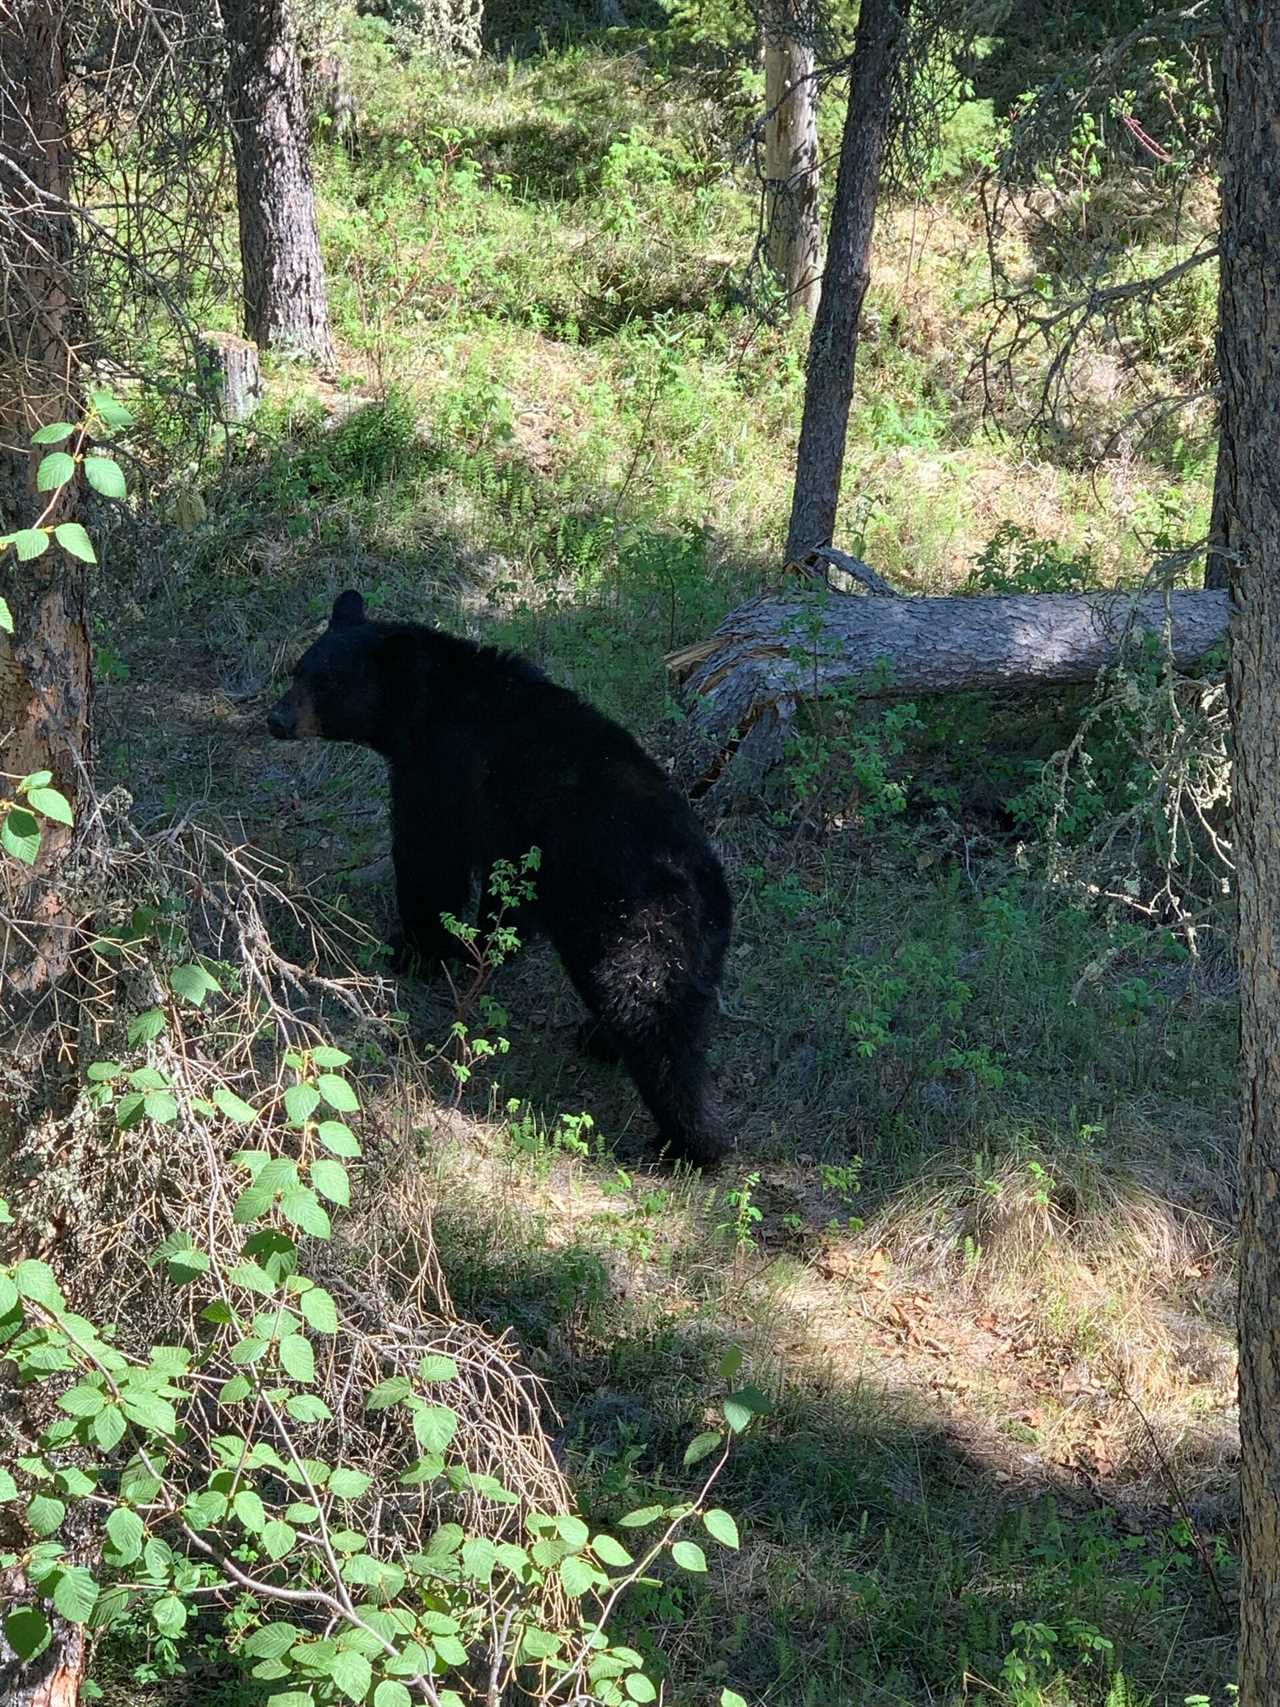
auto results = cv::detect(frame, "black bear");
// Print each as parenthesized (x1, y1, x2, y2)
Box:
(267, 590, 732, 1167)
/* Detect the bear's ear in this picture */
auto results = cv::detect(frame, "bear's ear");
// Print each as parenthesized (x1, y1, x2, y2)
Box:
(330, 589, 366, 627)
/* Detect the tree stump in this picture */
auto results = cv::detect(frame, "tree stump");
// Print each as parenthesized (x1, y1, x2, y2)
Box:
(196, 330, 262, 424)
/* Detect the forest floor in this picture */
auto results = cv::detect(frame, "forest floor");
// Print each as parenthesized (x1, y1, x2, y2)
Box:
(96, 26, 1236, 1707)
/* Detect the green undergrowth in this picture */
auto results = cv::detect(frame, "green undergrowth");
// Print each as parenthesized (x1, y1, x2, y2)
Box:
(86, 19, 1239, 1707)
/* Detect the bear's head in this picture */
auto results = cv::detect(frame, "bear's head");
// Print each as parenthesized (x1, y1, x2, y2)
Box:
(267, 589, 392, 749)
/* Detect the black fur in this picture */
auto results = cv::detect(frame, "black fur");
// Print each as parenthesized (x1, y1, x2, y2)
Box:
(268, 591, 733, 1167)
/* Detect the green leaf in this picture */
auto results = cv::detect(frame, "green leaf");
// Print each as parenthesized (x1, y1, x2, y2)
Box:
(0, 1468, 18, 1501)
(57, 1382, 105, 1417)
(310, 1157, 349, 1206)
(83, 456, 126, 499)
(3, 807, 41, 865)
(285, 1393, 331, 1424)
(555, 1514, 589, 1548)
(85, 1060, 121, 1082)
(233, 1185, 273, 1224)
(152, 1594, 187, 1637)
(36, 451, 75, 491)
(230, 1335, 270, 1366)
(702, 1508, 739, 1549)
(0, 594, 11, 631)
(683, 1430, 723, 1468)
(310, 1046, 351, 1068)
(317, 1120, 360, 1157)
(26, 786, 73, 825)
(316, 1073, 359, 1112)
(16, 1259, 61, 1307)
(671, 1540, 707, 1573)
(279, 1187, 330, 1239)
(91, 1405, 126, 1450)
(519, 1628, 563, 1662)
(26, 1493, 66, 1537)
(213, 1085, 258, 1124)
(234, 1488, 266, 1532)
(4, 1606, 51, 1661)
(723, 1385, 769, 1433)
(243, 1621, 304, 1660)
(90, 390, 133, 429)
(617, 1505, 664, 1528)
(105, 1507, 144, 1565)
(229, 1260, 277, 1294)
(262, 1519, 297, 1560)
(412, 1404, 457, 1455)
(366, 1375, 412, 1411)
(279, 1334, 315, 1384)
(169, 962, 221, 1007)
(329, 1650, 372, 1702)
(11, 528, 49, 561)
(298, 1286, 338, 1334)
(185, 1491, 227, 1530)
(374, 1684, 412, 1707)
(625, 1676, 657, 1703)
(559, 1555, 596, 1597)
(328, 1468, 371, 1499)
(416, 1354, 458, 1383)
(284, 1082, 320, 1126)
(52, 1564, 98, 1623)
(592, 1533, 633, 1568)
(53, 522, 96, 563)
(127, 1007, 166, 1046)
(721, 1692, 749, 1707)
(143, 1089, 178, 1124)
(31, 421, 76, 445)
(0, 1274, 16, 1317)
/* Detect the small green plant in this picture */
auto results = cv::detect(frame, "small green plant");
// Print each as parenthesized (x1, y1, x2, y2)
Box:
(437, 849, 541, 1093)
(717, 1171, 763, 1253)
(965, 521, 1099, 596)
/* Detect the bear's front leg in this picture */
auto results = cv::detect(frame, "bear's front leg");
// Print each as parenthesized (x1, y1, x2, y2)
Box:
(390, 842, 472, 976)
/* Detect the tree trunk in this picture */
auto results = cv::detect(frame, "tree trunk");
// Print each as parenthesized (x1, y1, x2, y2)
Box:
(785, 0, 908, 564)
(221, 0, 336, 369)
(0, 17, 93, 1701)
(668, 585, 1227, 798)
(0, 0, 93, 1002)
(1205, 427, 1235, 590)
(1220, 3, 1280, 1699)
(763, 0, 821, 317)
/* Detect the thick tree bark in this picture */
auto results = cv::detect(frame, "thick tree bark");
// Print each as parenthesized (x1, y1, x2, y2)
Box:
(1220, 3, 1280, 1699)
(785, 0, 907, 563)
(1205, 427, 1235, 590)
(0, 16, 93, 1701)
(0, 0, 93, 1002)
(668, 586, 1227, 797)
(221, 0, 336, 369)
(763, 1, 821, 317)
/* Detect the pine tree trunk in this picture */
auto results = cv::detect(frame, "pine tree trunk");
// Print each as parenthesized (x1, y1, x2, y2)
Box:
(221, 0, 336, 369)
(669, 585, 1227, 798)
(1205, 428, 1234, 590)
(763, 1, 821, 317)
(0, 0, 93, 1004)
(0, 14, 94, 1703)
(1222, 4, 1280, 1698)
(785, 0, 907, 564)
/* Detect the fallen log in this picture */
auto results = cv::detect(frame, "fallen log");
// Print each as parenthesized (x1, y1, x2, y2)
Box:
(666, 585, 1229, 802)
